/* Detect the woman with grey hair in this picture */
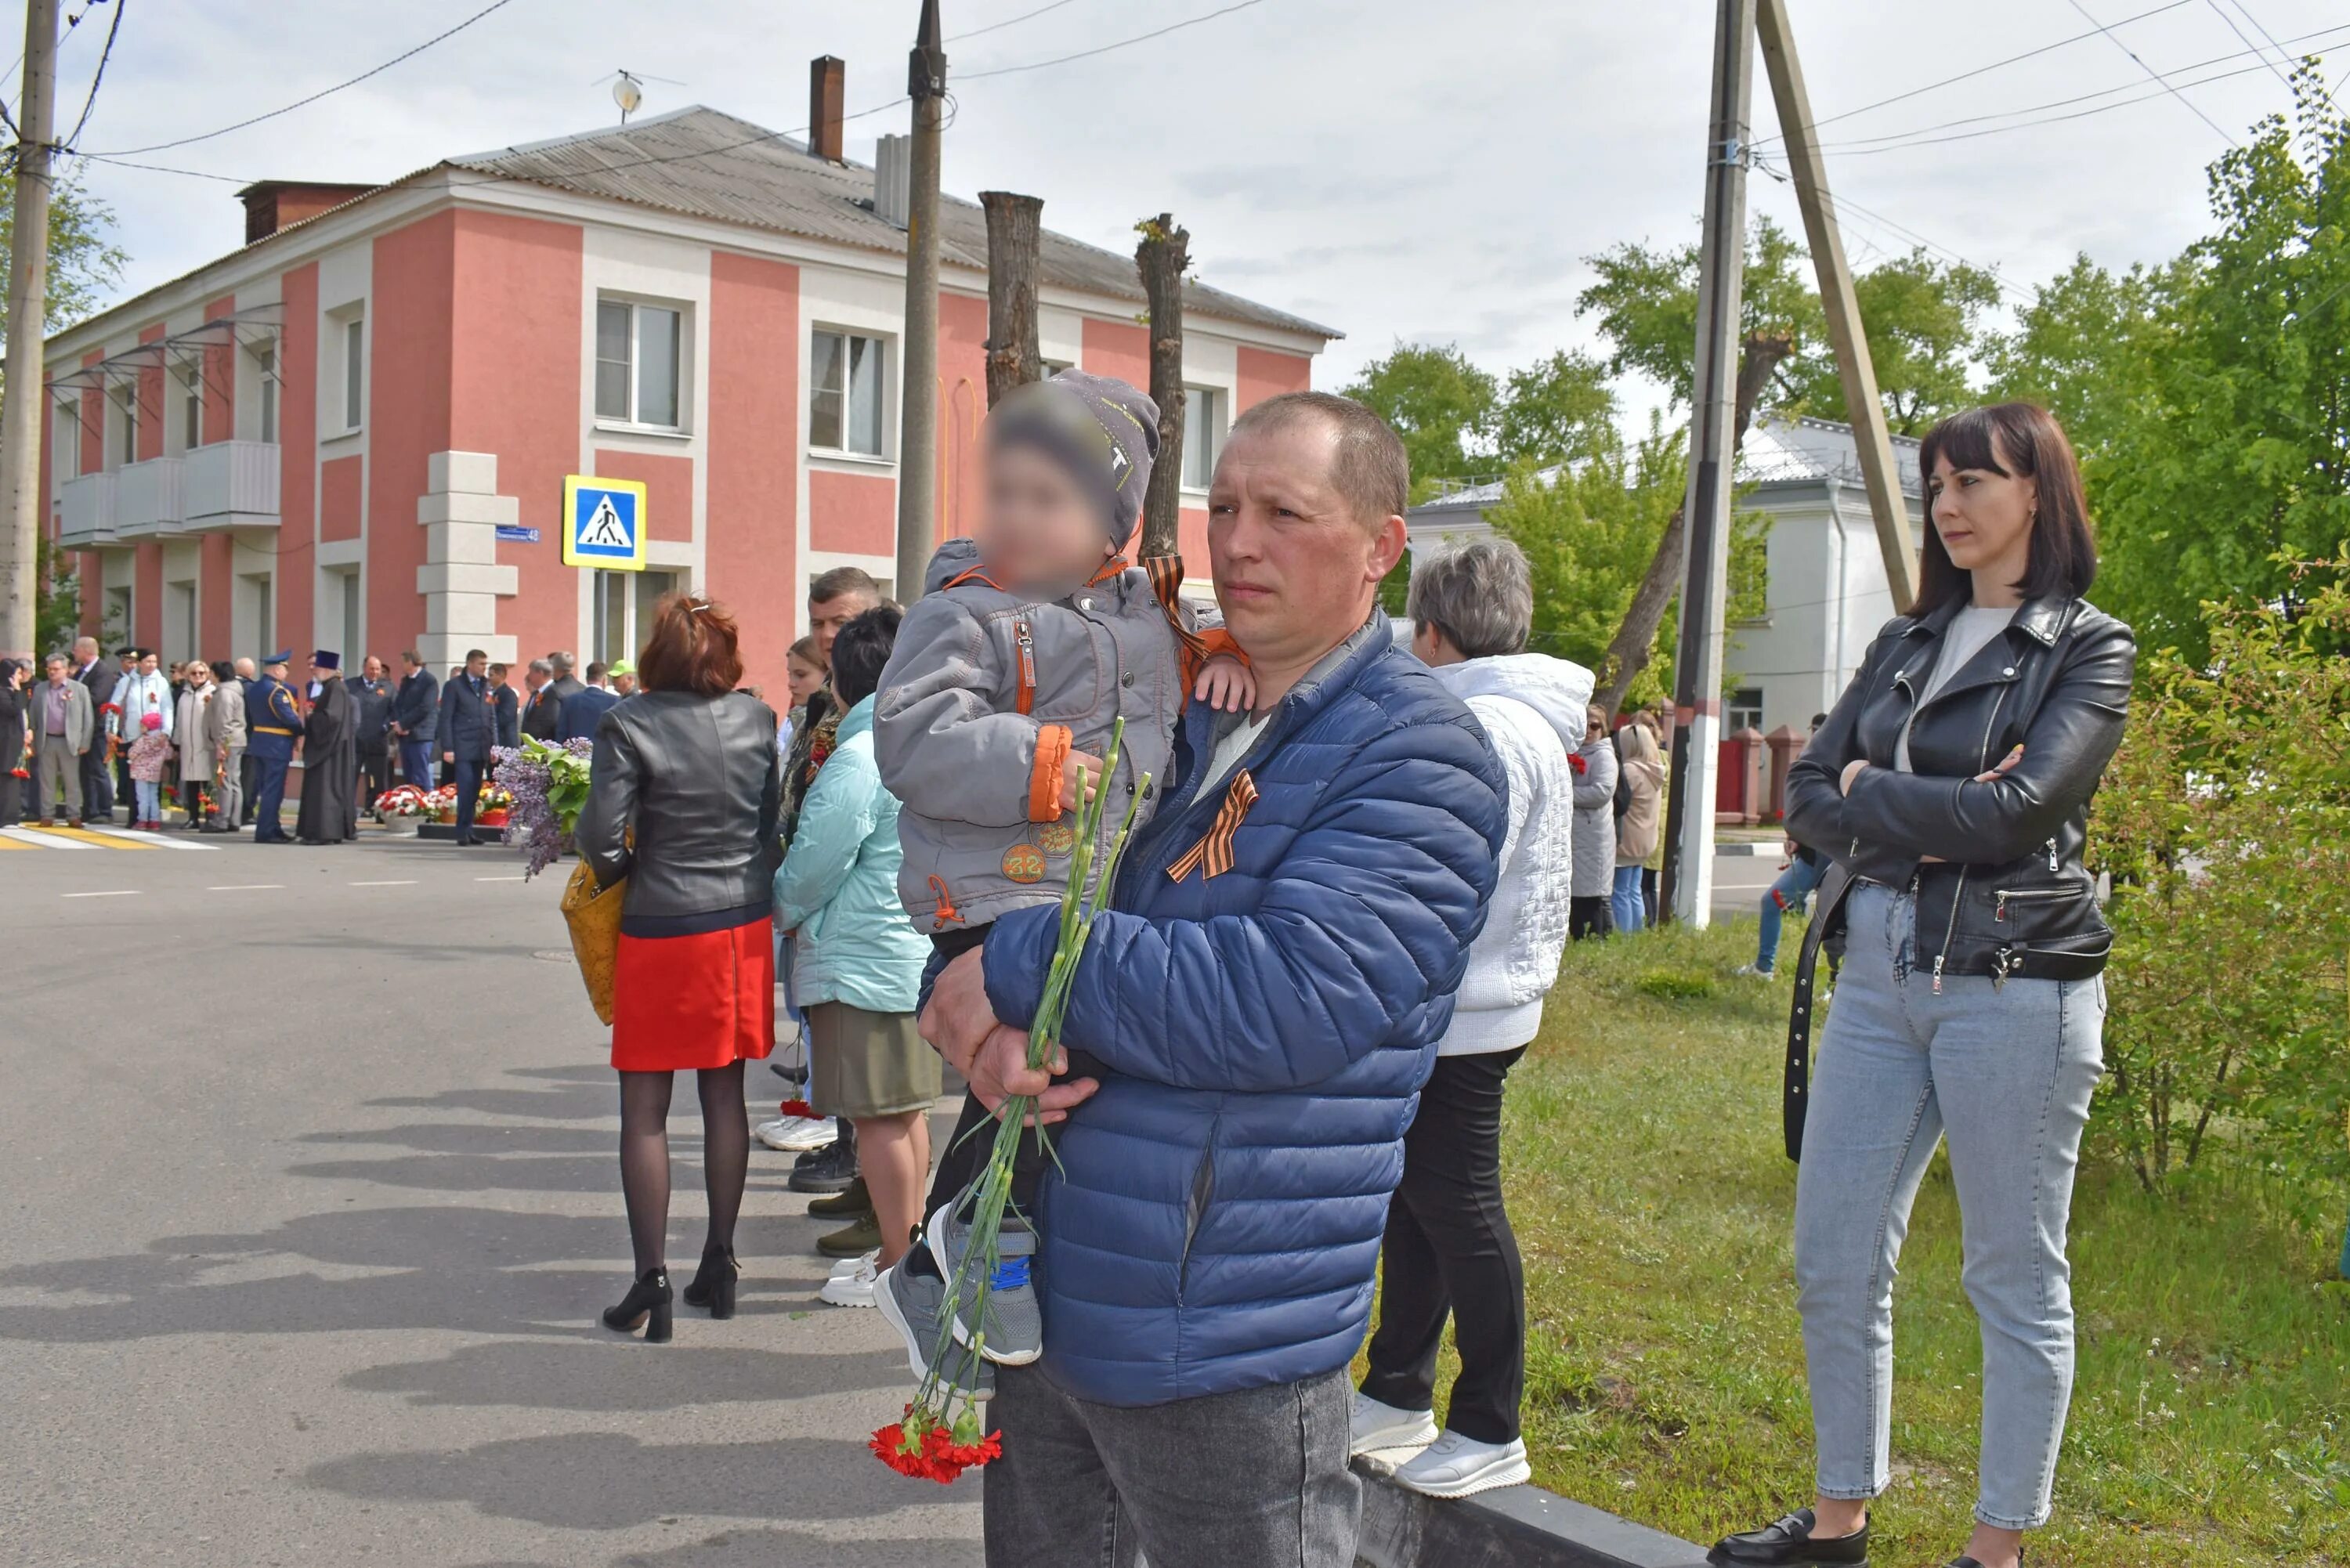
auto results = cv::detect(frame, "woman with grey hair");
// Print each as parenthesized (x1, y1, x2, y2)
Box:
(1352, 537, 1593, 1499)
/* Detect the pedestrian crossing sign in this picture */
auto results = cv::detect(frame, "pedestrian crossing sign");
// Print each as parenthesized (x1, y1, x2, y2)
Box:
(562, 475, 649, 570)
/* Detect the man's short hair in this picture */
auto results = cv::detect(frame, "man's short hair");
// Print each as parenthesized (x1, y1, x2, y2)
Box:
(45, 652, 67, 668)
(465, 648, 487, 663)
(808, 565, 881, 606)
(527, 658, 553, 678)
(402, 649, 423, 667)
(548, 650, 576, 676)
(585, 660, 608, 683)
(1408, 538, 1532, 659)
(1228, 391, 1410, 528)
(488, 663, 508, 680)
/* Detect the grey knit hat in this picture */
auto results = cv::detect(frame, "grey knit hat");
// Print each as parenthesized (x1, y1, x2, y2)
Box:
(985, 369, 1161, 546)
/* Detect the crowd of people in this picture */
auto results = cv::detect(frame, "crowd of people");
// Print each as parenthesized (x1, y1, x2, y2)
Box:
(563, 374, 2131, 1568)
(0, 637, 641, 847)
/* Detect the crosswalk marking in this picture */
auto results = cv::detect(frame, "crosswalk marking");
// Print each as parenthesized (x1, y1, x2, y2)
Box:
(88, 826, 219, 851)
(2, 826, 96, 849)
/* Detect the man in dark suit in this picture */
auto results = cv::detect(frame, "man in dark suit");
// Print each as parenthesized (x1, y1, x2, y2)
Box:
(70, 637, 118, 822)
(557, 659, 619, 743)
(391, 649, 439, 787)
(487, 663, 521, 749)
(437, 649, 498, 845)
(541, 651, 586, 732)
(350, 655, 396, 810)
(517, 657, 558, 742)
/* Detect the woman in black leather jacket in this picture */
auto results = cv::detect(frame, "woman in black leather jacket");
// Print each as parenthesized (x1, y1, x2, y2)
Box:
(1712, 403, 2133, 1568)
(576, 594, 783, 1342)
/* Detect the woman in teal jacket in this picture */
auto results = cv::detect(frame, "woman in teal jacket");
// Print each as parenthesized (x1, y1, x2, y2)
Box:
(772, 606, 935, 1306)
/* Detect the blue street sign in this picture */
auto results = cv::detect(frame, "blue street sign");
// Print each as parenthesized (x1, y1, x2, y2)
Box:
(495, 525, 540, 544)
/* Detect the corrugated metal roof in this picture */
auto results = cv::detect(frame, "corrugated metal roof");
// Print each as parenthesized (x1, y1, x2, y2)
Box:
(440, 106, 1338, 340)
(1740, 414, 1924, 495)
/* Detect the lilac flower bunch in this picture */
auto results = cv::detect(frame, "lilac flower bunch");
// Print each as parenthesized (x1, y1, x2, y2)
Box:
(494, 736, 595, 880)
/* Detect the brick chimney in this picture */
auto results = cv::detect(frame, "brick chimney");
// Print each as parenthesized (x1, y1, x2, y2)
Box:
(236, 181, 378, 245)
(808, 55, 845, 163)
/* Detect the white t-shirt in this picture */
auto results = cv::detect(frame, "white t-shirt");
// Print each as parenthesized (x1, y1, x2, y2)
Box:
(1191, 712, 1271, 804)
(1896, 605, 2015, 772)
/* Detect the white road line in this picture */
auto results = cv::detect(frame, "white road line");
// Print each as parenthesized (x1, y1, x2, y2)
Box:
(350, 879, 418, 887)
(88, 826, 219, 851)
(62, 889, 141, 898)
(1, 826, 92, 848)
(474, 875, 526, 883)
(207, 883, 284, 892)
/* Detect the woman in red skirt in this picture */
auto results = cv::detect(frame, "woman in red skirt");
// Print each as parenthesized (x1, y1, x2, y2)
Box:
(575, 594, 783, 1342)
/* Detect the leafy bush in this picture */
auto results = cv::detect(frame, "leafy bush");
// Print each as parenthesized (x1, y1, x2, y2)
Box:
(2088, 560, 2350, 1227)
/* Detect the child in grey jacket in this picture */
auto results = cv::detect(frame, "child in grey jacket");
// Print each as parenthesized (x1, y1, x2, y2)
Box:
(872, 368, 1250, 1371)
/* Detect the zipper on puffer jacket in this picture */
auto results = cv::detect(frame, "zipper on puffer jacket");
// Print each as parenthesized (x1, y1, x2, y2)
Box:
(1931, 681, 2014, 994)
(1177, 1141, 1216, 1301)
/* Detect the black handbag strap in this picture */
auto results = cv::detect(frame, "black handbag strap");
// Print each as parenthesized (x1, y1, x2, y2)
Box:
(1783, 862, 1855, 1162)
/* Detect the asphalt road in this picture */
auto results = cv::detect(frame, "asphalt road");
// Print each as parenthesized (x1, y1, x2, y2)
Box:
(1, 827, 982, 1568)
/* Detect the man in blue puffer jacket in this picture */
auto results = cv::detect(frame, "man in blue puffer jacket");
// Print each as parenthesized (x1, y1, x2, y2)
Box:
(920, 391, 1507, 1568)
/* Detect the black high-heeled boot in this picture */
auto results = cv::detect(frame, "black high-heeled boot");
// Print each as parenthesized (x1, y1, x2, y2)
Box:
(681, 1246, 739, 1318)
(602, 1267, 673, 1342)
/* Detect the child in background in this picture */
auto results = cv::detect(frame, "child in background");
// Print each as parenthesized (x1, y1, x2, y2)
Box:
(870, 368, 1251, 1386)
(128, 710, 172, 832)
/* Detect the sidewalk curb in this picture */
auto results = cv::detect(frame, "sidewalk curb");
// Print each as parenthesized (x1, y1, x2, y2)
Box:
(1352, 1460, 1710, 1568)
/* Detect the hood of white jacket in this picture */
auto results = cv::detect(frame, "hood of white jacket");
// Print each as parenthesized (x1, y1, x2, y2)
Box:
(1427, 652, 1594, 754)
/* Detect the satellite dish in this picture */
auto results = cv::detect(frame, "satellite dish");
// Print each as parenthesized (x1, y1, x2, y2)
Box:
(613, 72, 644, 120)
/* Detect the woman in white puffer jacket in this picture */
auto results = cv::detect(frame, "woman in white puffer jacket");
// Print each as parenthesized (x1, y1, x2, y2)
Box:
(1353, 537, 1592, 1501)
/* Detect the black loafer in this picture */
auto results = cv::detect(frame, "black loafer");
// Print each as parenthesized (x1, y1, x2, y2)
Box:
(1709, 1508, 1868, 1566)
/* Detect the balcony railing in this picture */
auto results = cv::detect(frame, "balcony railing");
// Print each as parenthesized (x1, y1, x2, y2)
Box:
(182, 440, 280, 533)
(58, 471, 117, 549)
(114, 456, 184, 538)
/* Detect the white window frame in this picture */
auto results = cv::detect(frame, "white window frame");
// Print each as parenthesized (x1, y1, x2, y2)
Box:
(808, 327, 890, 461)
(591, 565, 683, 666)
(115, 384, 139, 467)
(1727, 686, 1765, 734)
(1181, 385, 1226, 492)
(594, 296, 687, 432)
(182, 364, 203, 451)
(257, 344, 279, 444)
(342, 315, 365, 432)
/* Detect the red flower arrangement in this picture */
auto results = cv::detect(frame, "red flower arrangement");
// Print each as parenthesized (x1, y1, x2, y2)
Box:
(870, 1407, 1002, 1484)
(776, 1098, 816, 1119)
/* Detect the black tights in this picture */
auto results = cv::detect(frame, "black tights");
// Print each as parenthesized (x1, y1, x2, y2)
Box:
(616, 1064, 750, 1277)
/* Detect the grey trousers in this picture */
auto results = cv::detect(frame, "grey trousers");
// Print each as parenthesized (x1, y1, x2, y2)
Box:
(214, 746, 244, 827)
(1794, 882, 2105, 1530)
(34, 735, 81, 819)
(985, 1365, 1358, 1568)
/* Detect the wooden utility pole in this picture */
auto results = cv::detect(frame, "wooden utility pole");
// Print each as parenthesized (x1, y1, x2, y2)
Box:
(893, 0, 946, 604)
(1660, 0, 1757, 930)
(1135, 213, 1189, 561)
(0, 0, 59, 660)
(1756, 0, 1917, 610)
(980, 190, 1043, 408)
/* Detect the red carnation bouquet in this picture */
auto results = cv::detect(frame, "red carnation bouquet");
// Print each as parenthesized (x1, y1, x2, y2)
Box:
(871, 717, 1149, 1484)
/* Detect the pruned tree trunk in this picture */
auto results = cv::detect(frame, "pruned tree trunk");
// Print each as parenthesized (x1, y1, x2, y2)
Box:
(1135, 212, 1190, 562)
(980, 190, 1044, 408)
(1594, 331, 1793, 716)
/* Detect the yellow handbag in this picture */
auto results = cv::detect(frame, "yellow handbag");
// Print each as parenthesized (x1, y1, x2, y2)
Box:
(560, 856, 626, 1024)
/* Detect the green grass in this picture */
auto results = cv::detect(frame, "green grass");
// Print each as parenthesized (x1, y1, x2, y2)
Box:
(1370, 919, 2350, 1566)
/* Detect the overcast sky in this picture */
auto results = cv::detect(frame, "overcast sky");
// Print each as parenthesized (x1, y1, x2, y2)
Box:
(29, 0, 2348, 424)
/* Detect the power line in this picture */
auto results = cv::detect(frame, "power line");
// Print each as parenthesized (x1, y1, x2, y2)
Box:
(960, 0, 1267, 80)
(2065, 0, 2237, 144)
(2204, 0, 2298, 92)
(947, 0, 1089, 42)
(1752, 0, 2196, 149)
(87, 0, 517, 158)
(58, 0, 124, 151)
(2218, 0, 2348, 114)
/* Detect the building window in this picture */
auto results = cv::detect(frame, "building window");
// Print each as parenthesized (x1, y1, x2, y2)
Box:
(115, 385, 138, 466)
(591, 567, 680, 666)
(595, 299, 682, 428)
(1727, 687, 1765, 735)
(810, 328, 885, 457)
(257, 346, 278, 443)
(1182, 386, 1224, 490)
(183, 367, 203, 450)
(342, 316, 365, 432)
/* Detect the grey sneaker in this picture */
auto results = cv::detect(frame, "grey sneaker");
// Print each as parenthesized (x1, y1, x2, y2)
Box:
(875, 1260, 994, 1400)
(926, 1198, 1043, 1365)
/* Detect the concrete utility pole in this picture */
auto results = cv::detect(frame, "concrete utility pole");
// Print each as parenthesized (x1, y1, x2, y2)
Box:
(893, 0, 946, 605)
(1660, 0, 1756, 930)
(1756, 0, 1918, 611)
(0, 0, 59, 661)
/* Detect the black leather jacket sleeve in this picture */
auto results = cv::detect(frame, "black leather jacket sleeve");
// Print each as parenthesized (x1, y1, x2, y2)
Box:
(577, 714, 638, 891)
(1788, 616, 2135, 866)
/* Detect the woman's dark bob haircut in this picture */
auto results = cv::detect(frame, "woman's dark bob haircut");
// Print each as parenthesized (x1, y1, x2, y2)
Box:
(636, 593, 744, 697)
(828, 604, 903, 710)
(1914, 401, 2097, 616)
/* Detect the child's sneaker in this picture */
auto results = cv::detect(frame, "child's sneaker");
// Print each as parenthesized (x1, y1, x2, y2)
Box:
(876, 1261, 996, 1400)
(925, 1198, 1043, 1365)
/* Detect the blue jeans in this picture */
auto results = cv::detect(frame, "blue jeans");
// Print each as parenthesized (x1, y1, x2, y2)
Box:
(1793, 883, 2105, 1530)
(1610, 864, 1647, 932)
(133, 779, 161, 822)
(1755, 854, 1827, 974)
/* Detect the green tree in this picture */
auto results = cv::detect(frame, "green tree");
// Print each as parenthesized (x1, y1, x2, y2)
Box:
(1983, 252, 2179, 464)
(2085, 75, 2350, 664)
(33, 527, 77, 653)
(0, 174, 130, 352)
(1341, 341, 1499, 500)
(1782, 247, 2001, 435)
(1577, 214, 1819, 413)
(1495, 348, 1618, 470)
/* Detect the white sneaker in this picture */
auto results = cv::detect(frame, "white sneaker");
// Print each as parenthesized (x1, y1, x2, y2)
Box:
(819, 1251, 879, 1306)
(1734, 963, 1778, 980)
(828, 1246, 879, 1280)
(1350, 1391, 1439, 1458)
(756, 1114, 837, 1153)
(1390, 1430, 1531, 1498)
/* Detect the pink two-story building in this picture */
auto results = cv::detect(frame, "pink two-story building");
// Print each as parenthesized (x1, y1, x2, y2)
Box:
(42, 63, 1336, 693)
